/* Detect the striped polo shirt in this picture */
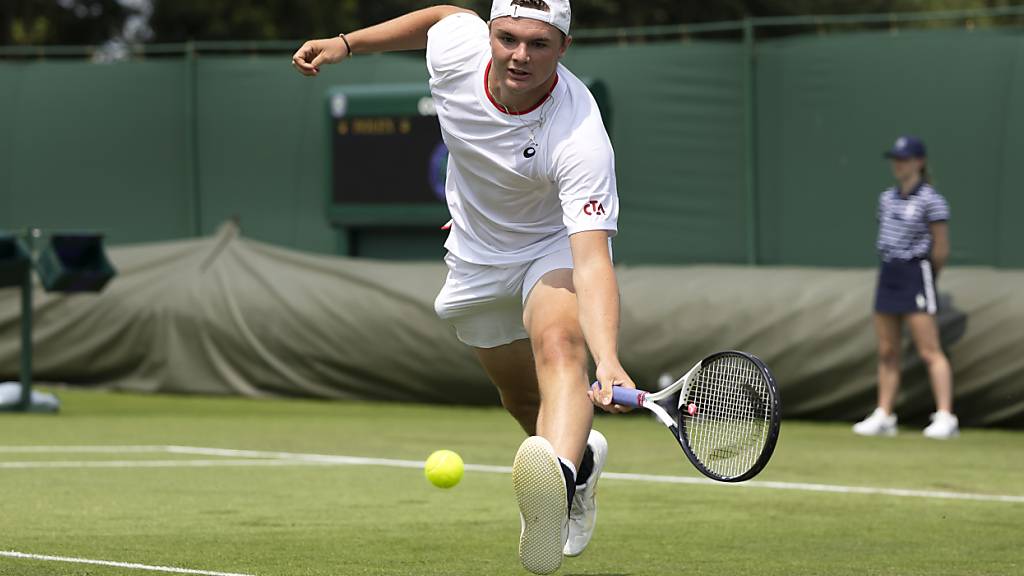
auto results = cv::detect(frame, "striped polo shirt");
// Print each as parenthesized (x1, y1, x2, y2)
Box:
(876, 182, 949, 262)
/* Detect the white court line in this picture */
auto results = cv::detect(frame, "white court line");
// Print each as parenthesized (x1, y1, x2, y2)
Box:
(0, 550, 254, 576)
(165, 445, 1024, 505)
(600, 472, 1024, 504)
(0, 445, 169, 453)
(165, 445, 518, 474)
(0, 459, 331, 469)
(3, 444, 1023, 504)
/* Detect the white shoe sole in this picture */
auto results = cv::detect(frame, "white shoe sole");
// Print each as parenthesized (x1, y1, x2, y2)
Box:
(924, 429, 960, 439)
(514, 437, 567, 575)
(853, 427, 897, 437)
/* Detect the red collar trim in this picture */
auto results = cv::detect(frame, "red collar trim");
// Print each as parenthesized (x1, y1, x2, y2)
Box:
(484, 60, 558, 116)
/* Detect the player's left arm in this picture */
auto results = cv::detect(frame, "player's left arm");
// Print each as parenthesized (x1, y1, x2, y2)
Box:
(570, 231, 636, 413)
(930, 221, 949, 274)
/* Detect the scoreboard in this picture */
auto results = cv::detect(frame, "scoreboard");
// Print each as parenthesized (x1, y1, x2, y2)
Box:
(327, 84, 450, 258)
(330, 95, 448, 205)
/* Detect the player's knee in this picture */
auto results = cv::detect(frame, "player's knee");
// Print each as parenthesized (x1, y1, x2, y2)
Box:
(878, 343, 900, 366)
(531, 326, 585, 367)
(917, 346, 946, 367)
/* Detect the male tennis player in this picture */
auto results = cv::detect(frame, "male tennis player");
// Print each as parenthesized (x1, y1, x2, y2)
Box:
(293, 1, 635, 573)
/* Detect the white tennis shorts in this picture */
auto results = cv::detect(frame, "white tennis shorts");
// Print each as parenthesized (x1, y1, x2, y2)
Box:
(434, 245, 574, 349)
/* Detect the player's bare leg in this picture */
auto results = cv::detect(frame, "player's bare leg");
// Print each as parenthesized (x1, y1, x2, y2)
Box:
(474, 341, 540, 435)
(907, 312, 958, 437)
(523, 268, 593, 469)
(906, 313, 953, 413)
(855, 313, 902, 436)
(874, 313, 902, 414)
(506, 268, 592, 574)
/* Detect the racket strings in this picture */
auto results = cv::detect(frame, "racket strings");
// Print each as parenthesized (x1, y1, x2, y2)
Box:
(682, 355, 772, 479)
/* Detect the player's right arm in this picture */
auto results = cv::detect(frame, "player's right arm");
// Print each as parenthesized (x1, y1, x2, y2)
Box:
(292, 5, 474, 76)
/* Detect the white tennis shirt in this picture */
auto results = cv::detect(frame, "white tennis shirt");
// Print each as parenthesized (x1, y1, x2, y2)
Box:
(426, 13, 618, 266)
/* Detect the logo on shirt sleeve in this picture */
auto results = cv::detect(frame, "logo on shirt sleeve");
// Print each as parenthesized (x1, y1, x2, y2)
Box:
(583, 200, 606, 216)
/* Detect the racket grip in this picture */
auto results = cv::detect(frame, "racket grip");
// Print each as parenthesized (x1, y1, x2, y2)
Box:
(590, 382, 645, 407)
(610, 385, 644, 407)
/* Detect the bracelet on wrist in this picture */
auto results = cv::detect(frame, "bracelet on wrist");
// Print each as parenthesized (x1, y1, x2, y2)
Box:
(338, 33, 353, 57)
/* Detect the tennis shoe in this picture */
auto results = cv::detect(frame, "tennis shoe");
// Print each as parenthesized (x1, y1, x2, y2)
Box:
(923, 411, 959, 439)
(852, 408, 898, 436)
(564, 429, 607, 557)
(514, 436, 569, 575)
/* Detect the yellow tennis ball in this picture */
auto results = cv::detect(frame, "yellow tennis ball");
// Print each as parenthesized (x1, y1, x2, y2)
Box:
(424, 449, 464, 489)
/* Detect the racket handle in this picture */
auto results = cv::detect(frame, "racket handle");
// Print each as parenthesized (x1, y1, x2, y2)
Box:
(590, 382, 646, 407)
(611, 385, 644, 407)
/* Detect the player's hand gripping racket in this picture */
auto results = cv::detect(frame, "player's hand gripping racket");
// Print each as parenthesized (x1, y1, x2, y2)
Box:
(600, 351, 781, 482)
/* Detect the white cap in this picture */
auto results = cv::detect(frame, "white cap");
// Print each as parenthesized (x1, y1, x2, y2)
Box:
(490, 0, 571, 36)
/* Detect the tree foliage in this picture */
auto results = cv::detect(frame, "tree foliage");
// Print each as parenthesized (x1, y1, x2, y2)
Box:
(3, 0, 127, 45)
(2, 0, 1020, 46)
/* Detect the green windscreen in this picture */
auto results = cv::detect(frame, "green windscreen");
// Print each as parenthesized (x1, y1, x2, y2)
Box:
(1, 30, 1022, 266)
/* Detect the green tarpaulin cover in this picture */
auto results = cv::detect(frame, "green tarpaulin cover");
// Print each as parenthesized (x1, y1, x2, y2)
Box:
(1, 223, 1020, 426)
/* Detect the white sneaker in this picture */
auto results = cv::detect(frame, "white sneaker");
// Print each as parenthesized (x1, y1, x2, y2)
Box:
(513, 436, 569, 575)
(923, 411, 960, 439)
(852, 408, 898, 436)
(564, 429, 607, 557)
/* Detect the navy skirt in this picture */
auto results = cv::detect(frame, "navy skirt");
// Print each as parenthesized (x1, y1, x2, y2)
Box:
(874, 259, 938, 315)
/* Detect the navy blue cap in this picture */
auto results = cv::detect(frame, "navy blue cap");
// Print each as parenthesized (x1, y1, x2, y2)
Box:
(884, 135, 927, 159)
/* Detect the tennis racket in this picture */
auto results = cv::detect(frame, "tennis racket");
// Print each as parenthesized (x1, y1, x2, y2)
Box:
(600, 351, 781, 482)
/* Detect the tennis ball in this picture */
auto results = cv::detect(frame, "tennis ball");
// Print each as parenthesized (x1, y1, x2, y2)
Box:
(424, 449, 464, 489)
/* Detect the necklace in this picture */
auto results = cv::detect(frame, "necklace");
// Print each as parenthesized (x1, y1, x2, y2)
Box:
(507, 100, 549, 147)
(491, 90, 554, 157)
